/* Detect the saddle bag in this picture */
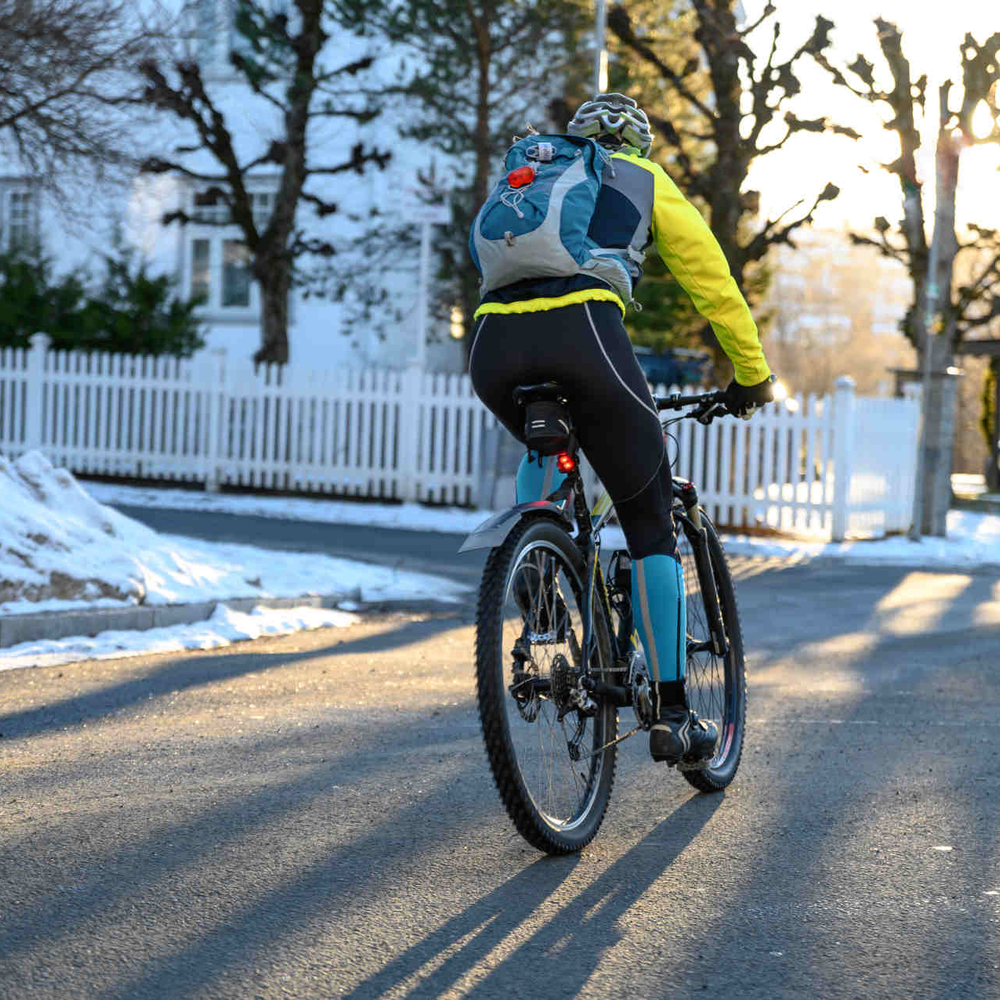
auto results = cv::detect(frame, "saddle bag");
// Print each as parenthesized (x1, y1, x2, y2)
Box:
(524, 399, 572, 455)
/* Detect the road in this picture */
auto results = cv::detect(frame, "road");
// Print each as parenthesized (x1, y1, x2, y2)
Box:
(109, 502, 488, 590)
(2, 507, 999, 998)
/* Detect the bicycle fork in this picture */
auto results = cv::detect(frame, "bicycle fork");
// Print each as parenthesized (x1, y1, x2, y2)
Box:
(674, 481, 729, 658)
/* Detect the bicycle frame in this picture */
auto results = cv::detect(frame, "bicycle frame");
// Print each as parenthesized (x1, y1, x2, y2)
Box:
(459, 386, 733, 714)
(562, 461, 727, 713)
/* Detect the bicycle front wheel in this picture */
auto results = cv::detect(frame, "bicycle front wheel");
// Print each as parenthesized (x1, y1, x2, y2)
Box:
(475, 515, 618, 854)
(675, 511, 746, 793)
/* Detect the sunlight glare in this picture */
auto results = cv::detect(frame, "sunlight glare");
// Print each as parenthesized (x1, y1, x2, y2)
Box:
(971, 100, 995, 141)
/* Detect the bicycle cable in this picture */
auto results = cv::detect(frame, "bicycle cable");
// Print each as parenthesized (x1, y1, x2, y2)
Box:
(571, 723, 644, 760)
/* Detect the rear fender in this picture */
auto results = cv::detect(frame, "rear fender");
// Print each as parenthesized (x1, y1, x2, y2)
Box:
(458, 501, 574, 553)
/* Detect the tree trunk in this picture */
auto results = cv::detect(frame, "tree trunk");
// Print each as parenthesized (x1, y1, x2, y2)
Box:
(987, 358, 1000, 493)
(459, 10, 493, 371)
(920, 333, 958, 535)
(915, 121, 962, 535)
(254, 266, 291, 366)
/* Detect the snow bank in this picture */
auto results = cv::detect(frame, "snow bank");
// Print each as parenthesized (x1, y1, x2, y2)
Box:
(0, 452, 468, 617)
(0, 604, 362, 671)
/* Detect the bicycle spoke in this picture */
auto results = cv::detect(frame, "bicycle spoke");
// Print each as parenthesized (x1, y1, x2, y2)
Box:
(496, 536, 610, 830)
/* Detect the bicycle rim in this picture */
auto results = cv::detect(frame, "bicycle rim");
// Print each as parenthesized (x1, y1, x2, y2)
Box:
(476, 518, 617, 852)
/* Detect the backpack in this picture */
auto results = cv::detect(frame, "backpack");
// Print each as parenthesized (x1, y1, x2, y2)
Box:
(468, 134, 637, 304)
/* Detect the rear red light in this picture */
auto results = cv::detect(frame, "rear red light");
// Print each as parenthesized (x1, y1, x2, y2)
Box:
(507, 165, 535, 188)
(557, 452, 576, 473)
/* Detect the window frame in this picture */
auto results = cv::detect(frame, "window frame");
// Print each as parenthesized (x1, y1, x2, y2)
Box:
(0, 183, 40, 253)
(180, 179, 279, 325)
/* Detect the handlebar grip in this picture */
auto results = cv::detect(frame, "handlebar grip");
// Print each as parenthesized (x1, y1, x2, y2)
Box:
(655, 390, 728, 412)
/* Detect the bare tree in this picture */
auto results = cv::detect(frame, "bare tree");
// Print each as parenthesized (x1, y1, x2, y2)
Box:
(137, 0, 390, 365)
(354, 0, 583, 362)
(817, 20, 1000, 532)
(0, 0, 158, 186)
(608, 0, 859, 357)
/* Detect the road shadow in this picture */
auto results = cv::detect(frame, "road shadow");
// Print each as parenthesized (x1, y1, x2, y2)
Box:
(0, 705, 485, 980)
(0, 612, 466, 742)
(643, 610, 1000, 997)
(342, 793, 722, 1000)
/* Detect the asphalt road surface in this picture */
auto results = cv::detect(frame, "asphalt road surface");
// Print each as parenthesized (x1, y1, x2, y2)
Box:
(2, 508, 999, 998)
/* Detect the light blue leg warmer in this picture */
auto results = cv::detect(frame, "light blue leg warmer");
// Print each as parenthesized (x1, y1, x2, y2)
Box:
(515, 451, 566, 503)
(632, 554, 687, 682)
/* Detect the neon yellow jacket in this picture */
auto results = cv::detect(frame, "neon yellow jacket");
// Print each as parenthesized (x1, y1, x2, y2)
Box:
(474, 150, 771, 387)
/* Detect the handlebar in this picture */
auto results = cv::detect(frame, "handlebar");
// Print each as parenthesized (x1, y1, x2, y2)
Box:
(654, 389, 731, 425)
(654, 390, 728, 412)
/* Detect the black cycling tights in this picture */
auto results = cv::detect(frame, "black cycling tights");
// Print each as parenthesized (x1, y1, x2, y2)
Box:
(469, 300, 676, 560)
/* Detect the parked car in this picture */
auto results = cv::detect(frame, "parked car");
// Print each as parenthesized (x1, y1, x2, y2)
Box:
(632, 346, 710, 388)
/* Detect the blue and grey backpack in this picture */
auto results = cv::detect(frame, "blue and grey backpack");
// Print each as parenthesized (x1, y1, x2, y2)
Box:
(468, 134, 639, 304)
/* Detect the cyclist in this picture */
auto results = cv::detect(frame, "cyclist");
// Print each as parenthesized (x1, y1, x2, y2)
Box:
(467, 93, 775, 767)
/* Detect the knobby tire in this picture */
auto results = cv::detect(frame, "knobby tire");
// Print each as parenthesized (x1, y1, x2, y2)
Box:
(475, 515, 618, 854)
(676, 511, 747, 792)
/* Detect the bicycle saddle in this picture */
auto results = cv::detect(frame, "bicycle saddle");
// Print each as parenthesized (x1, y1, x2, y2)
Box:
(513, 382, 568, 406)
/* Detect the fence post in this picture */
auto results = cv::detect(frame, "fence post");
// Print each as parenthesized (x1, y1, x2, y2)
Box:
(24, 333, 50, 455)
(831, 374, 856, 542)
(399, 363, 422, 502)
(203, 348, 227, 492)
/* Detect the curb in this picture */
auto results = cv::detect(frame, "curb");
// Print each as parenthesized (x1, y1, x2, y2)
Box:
(0, 591, 363, 650)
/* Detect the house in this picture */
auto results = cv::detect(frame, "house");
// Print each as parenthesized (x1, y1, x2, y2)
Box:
(0, 0, 465, 373)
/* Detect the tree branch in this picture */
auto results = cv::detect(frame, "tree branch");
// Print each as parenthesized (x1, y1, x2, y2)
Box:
(304, 143, 391, 176)
(608, 4, 717, 123)
(738, 2, 777, 38)
(848, 229, 908, 264)
(745, 182, 840, 260)
(139, 157, 228, 184)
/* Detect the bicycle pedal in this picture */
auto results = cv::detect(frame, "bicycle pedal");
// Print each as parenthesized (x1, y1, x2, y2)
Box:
(676, 757, 713, 772)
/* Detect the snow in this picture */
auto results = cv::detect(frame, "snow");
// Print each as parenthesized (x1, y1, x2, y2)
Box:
(0, 453, 469, 670)
(3, 604, 363, 671)
(84, 480, 492, 534)
(84, 478, 1000, 569)
(3, 453, 1000, 672)
(717, 509, 1000, 567)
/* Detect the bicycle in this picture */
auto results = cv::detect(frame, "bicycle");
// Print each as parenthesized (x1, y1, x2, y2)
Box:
(460, 382, 746, 854)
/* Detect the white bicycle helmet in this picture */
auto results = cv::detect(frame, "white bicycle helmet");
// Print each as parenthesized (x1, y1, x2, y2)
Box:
(567, 92, 653, 156)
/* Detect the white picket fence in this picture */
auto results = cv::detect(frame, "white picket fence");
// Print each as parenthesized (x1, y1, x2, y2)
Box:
(657, 379, 919, 540)
(0, 335, 920, 539)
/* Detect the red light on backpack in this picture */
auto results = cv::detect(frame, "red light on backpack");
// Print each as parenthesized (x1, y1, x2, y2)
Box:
(556, 452, 576, 473)
(507, 166, 535, 188)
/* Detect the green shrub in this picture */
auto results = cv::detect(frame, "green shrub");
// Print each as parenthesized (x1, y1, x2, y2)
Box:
(0, 244, 205, 357)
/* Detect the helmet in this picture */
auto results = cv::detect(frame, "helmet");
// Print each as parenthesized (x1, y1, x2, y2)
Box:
(567, 92, 653, 156)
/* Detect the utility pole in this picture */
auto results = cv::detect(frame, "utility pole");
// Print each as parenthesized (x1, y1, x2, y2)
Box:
(594, 0, 607, 94)
(404, 181, 452, 371)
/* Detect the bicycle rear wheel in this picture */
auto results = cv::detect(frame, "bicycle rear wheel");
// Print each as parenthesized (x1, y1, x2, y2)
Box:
(675, 511, 746, 792)
(475, 515, 618, 854)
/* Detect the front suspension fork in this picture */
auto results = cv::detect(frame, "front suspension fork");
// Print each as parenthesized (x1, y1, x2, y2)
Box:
(674, 481, 729, 658)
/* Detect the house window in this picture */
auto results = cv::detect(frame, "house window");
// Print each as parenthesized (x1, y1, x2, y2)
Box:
(183, 181, 279, 321)
(222, 240, 251, 306)
(192, 187, 230, 224)
(191, 239, 211, 301)
(4, 189, 38, 252)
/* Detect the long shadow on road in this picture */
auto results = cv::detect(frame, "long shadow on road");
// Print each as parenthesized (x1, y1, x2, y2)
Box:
(342, 794, 721, 1000)
(0, 613, 466, 742)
